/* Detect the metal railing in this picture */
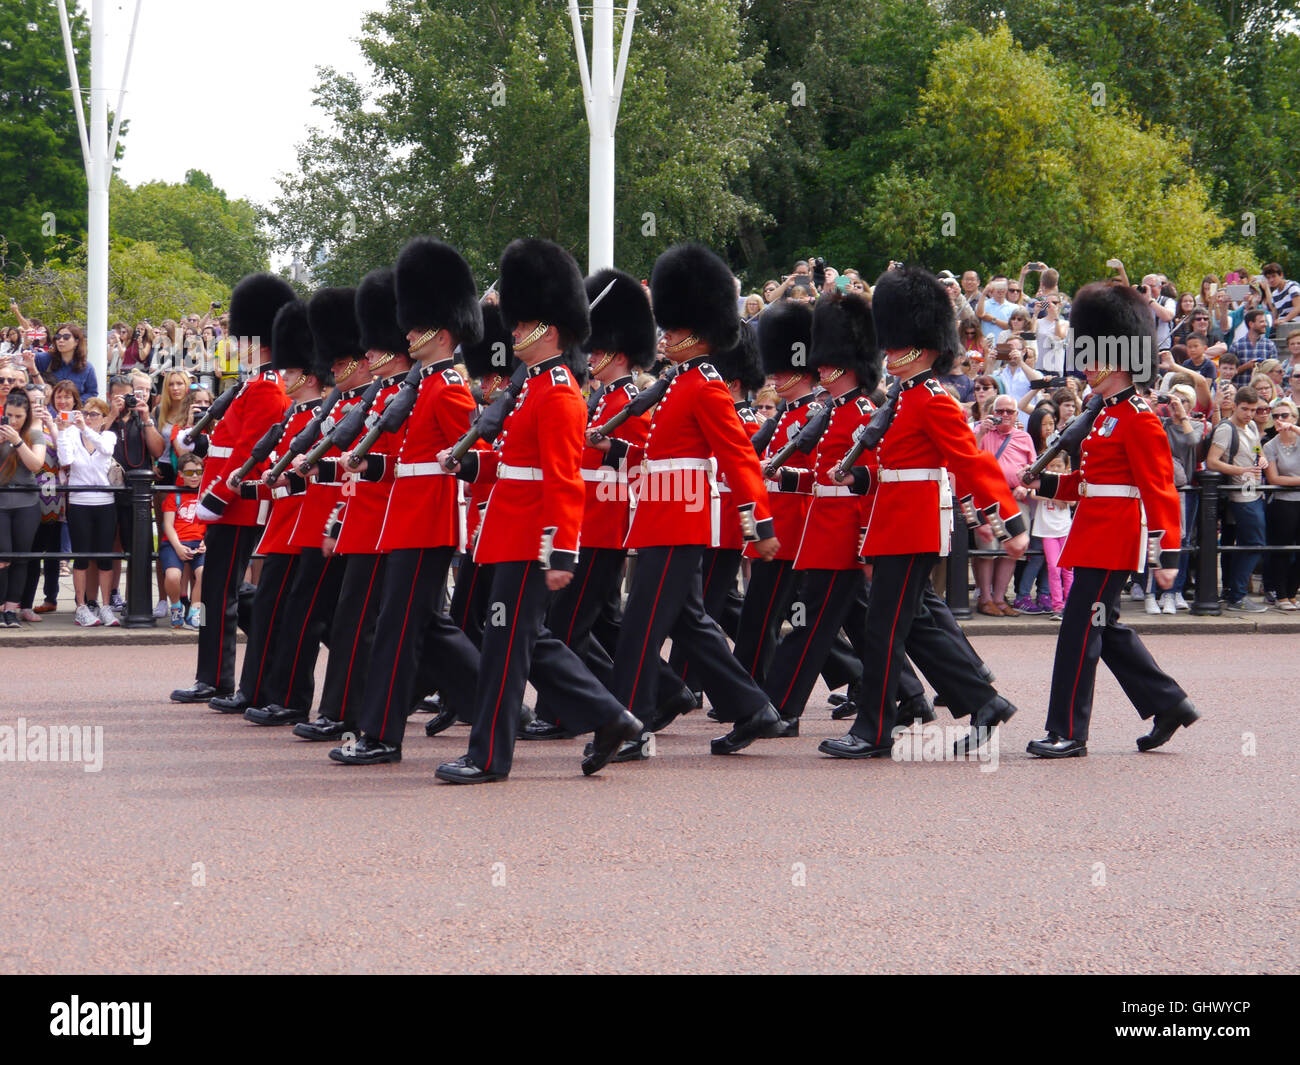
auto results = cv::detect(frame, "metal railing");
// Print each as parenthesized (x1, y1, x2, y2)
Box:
(944, 471, 1297, 618)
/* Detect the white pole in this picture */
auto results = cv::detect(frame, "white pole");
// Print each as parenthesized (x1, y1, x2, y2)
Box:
(56, 1, 91, 170)
(87, 0, 108, 394)
(108, 0, 144, 160)
(587, 0, 615, 273)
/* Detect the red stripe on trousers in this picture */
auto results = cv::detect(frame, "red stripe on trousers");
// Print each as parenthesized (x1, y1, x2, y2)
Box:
(1067, 571, 1112, 739)
(629, 547, 673, 711)
(378, 552, 424, 736)
(252, 556, 295, 703)
(281, 557, 332, 706)
(876, 556, 916, 744)
(485, 568, 532, 772)
(339, 556, 381, 714)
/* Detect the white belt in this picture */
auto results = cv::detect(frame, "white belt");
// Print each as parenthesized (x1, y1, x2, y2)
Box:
(877, 467, 944, 482)
(271, 486, 291, 500)
(395, 461, 452, 478)
(580, 467, 618, 483)
(644, 457, 713, 473)
(498, 463, 543, 481)
(764, 479, 781, 493)
(208, 445, 233, 459)
(1080, 482, 1139, 498)
(813, 484, 854, 497)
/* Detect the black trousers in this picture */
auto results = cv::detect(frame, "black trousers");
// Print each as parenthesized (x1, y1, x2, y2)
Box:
(536, 547, 689, 723)
(765, 569, 923, 719)
(237, 552, 298, 705)
(467, 560, 627, 776)
(318, 552, 386, 728)
(1265, 498, 1300, 599)
(670, 546, 741, 688)
(613, 544, 770, 723)
(21, 520, 62, 609)
(0, 502, 39, 604)
(732, 557, 797, 684)
(360, 546, 479, 745)
(260, 547, 345, 711)
(1046, 567, 1188, 741)
(448, 555, 492, 647)
(197, 523, 258, 692)
(849, 553, 997, 745)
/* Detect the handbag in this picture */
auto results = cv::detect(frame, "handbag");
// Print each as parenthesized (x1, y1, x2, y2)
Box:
(107, 459, 126, 487)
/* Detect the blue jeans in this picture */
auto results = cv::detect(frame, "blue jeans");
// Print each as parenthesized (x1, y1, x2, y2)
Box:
(1225, 497, 1266, 602)
(1173, 490, 1199, 596)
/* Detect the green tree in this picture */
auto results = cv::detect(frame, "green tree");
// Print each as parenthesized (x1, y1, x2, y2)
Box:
(268, 0, 777, 286)
(858, 26, 1256, 291)
(2, 235, 230, 328)
(0, 0, 90, 272)
(111, 169, 270, 287)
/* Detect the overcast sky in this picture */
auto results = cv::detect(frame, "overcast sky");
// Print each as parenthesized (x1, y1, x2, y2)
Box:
(97, 0, 376, 208)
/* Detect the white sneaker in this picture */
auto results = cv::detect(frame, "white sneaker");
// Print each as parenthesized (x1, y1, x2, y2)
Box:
(1159, 593, 1176, 615)
(1130, 582, 1145, 601)
(153, 598, 169, 619)
(99, 604, 121, 627)
(1174, 593, 1189, 611)
(1144, 595, 1161, 615)
(109, 590, 125, 612)
(75, 604, 102, 627)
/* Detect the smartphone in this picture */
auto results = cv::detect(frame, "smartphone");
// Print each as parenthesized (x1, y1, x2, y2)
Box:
(1225, 284, 1251, 301)
(1207, 282, 1218, 298)
(58, 410, 73, 425)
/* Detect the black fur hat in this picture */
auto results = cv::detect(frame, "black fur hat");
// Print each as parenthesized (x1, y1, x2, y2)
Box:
(871, 265, 961, 375)
(461, 301, 516, 380)
(758, 299, 814, 376)
(228, 272, 296, 346)
(709, 320, 764, 394)
(355, 268, 409, 356)
(585, 268, 656, 370)
(650, 243, 740, 352)
(1068, 280, 1157, 385)
(498, 238, 591, 346)
(270, 299, 314, 374)
(307, 287, 364, 371)
(811, 292, 881, 394)
(394, 237, 484, 346)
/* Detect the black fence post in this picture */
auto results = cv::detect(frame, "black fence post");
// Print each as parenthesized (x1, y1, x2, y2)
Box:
(124, 470, 156, 628)
(1191, 471, 1221, 616)
(946, 527, 972, 619)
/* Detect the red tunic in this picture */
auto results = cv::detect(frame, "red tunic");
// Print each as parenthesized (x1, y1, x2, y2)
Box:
(623, 356, 774, 549)
(471, 356, 586, 569)
(247, 401, 322, 555)
(199, 370, 290, 525)
(745, 392, 817, 561)
(861, 372, 1022, 557)
(580, 376, 651, 550)
(1039, 388, 1182, 572)
(717, 402, 763, 551)
(376, 360, 476, 552)
(288, 387, 368, 550)
(332, 372, 409, 555)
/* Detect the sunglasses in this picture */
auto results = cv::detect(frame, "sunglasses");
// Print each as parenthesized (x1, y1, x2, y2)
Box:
(1275, 411, 1294, 420)
(975, 384, 994, 390)
(996, 409, 1017, 416)
(1255, 406, 1271, 413)
(0, 377, 17, 385)
(56, 333, 74, 340)
(1007, 288, 1021, 294)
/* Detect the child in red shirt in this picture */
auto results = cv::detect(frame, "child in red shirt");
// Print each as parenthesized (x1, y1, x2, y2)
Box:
(160, 457, 207, 627)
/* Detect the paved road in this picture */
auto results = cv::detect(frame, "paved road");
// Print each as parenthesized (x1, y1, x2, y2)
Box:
(1, 633, 1295, 973)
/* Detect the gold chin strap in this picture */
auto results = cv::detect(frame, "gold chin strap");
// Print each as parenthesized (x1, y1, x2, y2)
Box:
(514, 321, 549, 352)
(775, 373, 806, 394)
(885, 347, 924, 373)
(589, 351, 614, 375)
(1093, 368, 1113, 386)
(369, 351, 396, 374)
(335, 359, 361, 384)
(284, 373, 306, 395)
(665, 333, 700, 355)
(409, 329, 441, 356)
(822, 367, 845, 384)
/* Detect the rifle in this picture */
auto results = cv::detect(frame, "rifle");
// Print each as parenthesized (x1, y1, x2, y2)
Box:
(298, 374, 388, 470)
(750, 399, 786, 456)
(188, 378, 243, 438)
(227, 412, 290, 488)
(831, 380, 901, 480)
(1020, 392, 1105, 484)
(588, 365, 679, 441)
(343, 362, 425, 467)
(762, 395, 833, 479)
(263, 385, 344, 483)
(442, 361, 530, 469)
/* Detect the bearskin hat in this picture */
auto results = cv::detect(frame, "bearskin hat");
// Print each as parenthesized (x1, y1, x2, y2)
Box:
(585, 268, 656, 370)
(307, 287, 364, 372)
(649, 243, 740, 352)
(758, 298, 814, 376)
(228, 272, 297, 347)
(709, 320, 764, 394)
(355, 268, 409, 356)
(498, 238, 591, 347)
(1068, 281, 1157, 385)
(461, 301, 516, 381)
(811, 292, 881, 394)
(871, 265, 961, 375)
(394, 237, 484, 346)
(270, 299, 314, 374)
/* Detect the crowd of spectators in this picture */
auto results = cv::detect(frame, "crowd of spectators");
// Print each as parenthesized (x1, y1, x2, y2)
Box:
(3, 256, 1298, 633)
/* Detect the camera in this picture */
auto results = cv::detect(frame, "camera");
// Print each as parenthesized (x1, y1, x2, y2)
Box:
(191, 405, 209, 421)
(812, 257, 826, 291)
(1134, 284, 1148, 296)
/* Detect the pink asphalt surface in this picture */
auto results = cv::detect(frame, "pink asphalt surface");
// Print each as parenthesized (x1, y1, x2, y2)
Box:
(1, 632, 1295, 974)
